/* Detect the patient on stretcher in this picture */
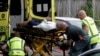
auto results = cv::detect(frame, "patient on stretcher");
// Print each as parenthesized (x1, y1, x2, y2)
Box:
(16, 17, 57, 32)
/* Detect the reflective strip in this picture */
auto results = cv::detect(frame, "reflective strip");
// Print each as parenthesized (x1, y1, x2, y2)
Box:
(10, 49, 24, 51)
(21, 39, 24, 50)
(83, 19, 98, 38)
(90, 34, 99, 39)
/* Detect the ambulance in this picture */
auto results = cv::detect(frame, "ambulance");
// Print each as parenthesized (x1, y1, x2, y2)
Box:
(24, 0, 55, 21)
(0, 0, 10, 42)
(10, 0, 56, 33)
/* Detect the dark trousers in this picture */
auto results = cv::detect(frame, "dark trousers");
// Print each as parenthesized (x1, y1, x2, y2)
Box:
(91, 43, 97, 49)
(69, 36, 90, 56)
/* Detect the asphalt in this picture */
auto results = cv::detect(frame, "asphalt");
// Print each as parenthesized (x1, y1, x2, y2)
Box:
(27, 46, 69, 56)
(28, 51, 69, 56)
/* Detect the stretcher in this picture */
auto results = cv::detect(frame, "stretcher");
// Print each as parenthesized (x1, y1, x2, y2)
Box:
(14, 26, 65, 56)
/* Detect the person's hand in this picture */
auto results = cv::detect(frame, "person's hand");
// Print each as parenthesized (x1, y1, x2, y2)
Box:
(46, 17, 51, 21)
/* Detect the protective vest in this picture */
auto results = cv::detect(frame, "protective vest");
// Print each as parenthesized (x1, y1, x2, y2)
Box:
(82, 16, 100, 44)
(7, 37, 25, 56)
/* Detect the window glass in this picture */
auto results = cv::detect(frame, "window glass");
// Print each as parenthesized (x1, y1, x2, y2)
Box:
(10, 0, 21, 15)
(32, 0, 51, 17)
(0, 0, 8, 12)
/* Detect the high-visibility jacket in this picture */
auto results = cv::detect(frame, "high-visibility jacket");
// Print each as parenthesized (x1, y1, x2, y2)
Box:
(7, 37, 25, 56)
(82, 16, 100, 44)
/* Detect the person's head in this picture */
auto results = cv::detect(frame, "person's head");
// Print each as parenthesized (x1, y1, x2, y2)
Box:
(14, 31, 20, 37)
(78, 10, 87, 20)
(13, 28, 20, 37)
(56, 21, 68, 30)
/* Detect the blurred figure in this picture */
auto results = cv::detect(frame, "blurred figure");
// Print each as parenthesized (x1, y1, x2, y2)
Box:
(78, 10, 100, 49)
(56, 21, 90, 56)
(0, 32, 5, 56)
(1, 28, 29, 56)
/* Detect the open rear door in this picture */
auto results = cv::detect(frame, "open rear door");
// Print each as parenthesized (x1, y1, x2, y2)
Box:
(24, 0, 55, 21)
(0, 0, 10, 42)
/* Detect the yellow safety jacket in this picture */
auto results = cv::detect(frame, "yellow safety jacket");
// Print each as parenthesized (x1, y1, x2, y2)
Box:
(82, 16, 100, 44)
(7, 37, 25, 56)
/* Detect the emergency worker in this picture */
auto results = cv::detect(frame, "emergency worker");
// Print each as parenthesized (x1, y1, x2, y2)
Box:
(1, 28, 29, 56)
(78, 10, 100, 49)
(56, 21, 90, 56)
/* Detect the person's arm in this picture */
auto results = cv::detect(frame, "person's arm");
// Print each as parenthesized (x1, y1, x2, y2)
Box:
(16, 20, 30, 27)
(66, 33, 73, 46)
(1, 44, 7, 50)
(24, 45, 30, 54)
(66, 39, 73, 46)
(82, 24, 89, 33)
(82, 19, 89, 33)
(46, 16, 52, 21)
